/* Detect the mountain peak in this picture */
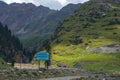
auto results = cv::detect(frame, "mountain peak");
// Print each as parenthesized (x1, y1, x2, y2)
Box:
(0, 1, 7, 7)
(61, 3, 81, 10)
(9, 2, 36, 8)
(38, 5, 50, 10)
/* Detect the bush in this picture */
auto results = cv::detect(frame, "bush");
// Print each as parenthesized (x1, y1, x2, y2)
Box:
(70, 36, 83, 45)
(113, 32, 117, 35)
(108, 18, 120, 25)
(105, 27, 117, 30)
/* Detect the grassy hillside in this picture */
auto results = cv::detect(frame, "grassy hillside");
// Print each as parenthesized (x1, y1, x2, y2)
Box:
(51, 0, 120, 71)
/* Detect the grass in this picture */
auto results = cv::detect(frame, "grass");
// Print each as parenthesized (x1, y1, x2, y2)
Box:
(51, 44, 120, 71)
(0, 58, 11, 70)
(79, 53, 120, 71)
(21, 22, 120, 70)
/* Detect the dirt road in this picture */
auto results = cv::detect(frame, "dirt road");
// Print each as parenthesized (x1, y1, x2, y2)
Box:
(40, 76, 81, 80)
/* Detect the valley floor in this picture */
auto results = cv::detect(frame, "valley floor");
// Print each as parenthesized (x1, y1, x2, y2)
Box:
(0, 63, 120, 80)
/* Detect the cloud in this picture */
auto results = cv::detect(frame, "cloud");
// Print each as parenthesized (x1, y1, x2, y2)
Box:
(38, 0, 62, 10)
(0, 0, 89, 10)
(66, 0, 89, 4)
(0, 0, 34, 4)
(33, 0, 63, 10)
(57, 0, 67, 5)
(0, 0, 62, 9)
(57, 0, 89, 6)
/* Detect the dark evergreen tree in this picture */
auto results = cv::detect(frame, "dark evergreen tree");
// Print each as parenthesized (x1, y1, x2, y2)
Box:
(0, 22, 25, 63)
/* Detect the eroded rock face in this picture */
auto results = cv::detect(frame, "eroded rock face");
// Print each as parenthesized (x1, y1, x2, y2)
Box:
(86, 44, 120, 53)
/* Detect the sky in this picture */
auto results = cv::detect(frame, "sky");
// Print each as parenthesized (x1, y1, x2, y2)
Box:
(0, 0, 89, 10)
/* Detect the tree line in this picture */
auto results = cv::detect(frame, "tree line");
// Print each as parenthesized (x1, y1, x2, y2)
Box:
(0, 22, 24, 62)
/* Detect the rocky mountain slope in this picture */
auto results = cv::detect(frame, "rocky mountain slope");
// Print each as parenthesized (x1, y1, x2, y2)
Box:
(51, 0, 120, 70)
(0, 1, 80, 49)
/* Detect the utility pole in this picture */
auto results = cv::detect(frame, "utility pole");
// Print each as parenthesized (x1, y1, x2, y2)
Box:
(38, 61, 40, 70)
(20, 54, 22, 69)
(19, 51, 22, 69)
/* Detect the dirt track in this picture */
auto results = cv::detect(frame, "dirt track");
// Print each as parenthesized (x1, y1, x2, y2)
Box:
(14, 63, 38, 69)
(40, 76, 81, 80)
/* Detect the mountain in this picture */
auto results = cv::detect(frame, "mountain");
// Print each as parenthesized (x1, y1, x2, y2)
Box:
(51, 0, 120, 70)
(0, 1, 81, 49)
(0, 22, 24, 63)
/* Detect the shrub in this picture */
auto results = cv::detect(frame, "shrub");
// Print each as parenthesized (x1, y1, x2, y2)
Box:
(113, 32, 117, 35)
(70, 36, 83, 45)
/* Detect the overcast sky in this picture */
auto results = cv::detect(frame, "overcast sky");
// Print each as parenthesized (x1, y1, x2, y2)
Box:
(0, 0, 89, 10)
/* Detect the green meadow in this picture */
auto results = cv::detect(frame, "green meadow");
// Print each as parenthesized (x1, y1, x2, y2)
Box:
(51, 1, 120, 71)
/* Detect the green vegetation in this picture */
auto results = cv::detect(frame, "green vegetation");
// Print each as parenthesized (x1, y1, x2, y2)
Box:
(51, 45, 120, 71)
(0, 22, 26, 64)
(0, 58, 11, 70)
(21, 34, 51, 49)
(51, 0, 120, 71)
